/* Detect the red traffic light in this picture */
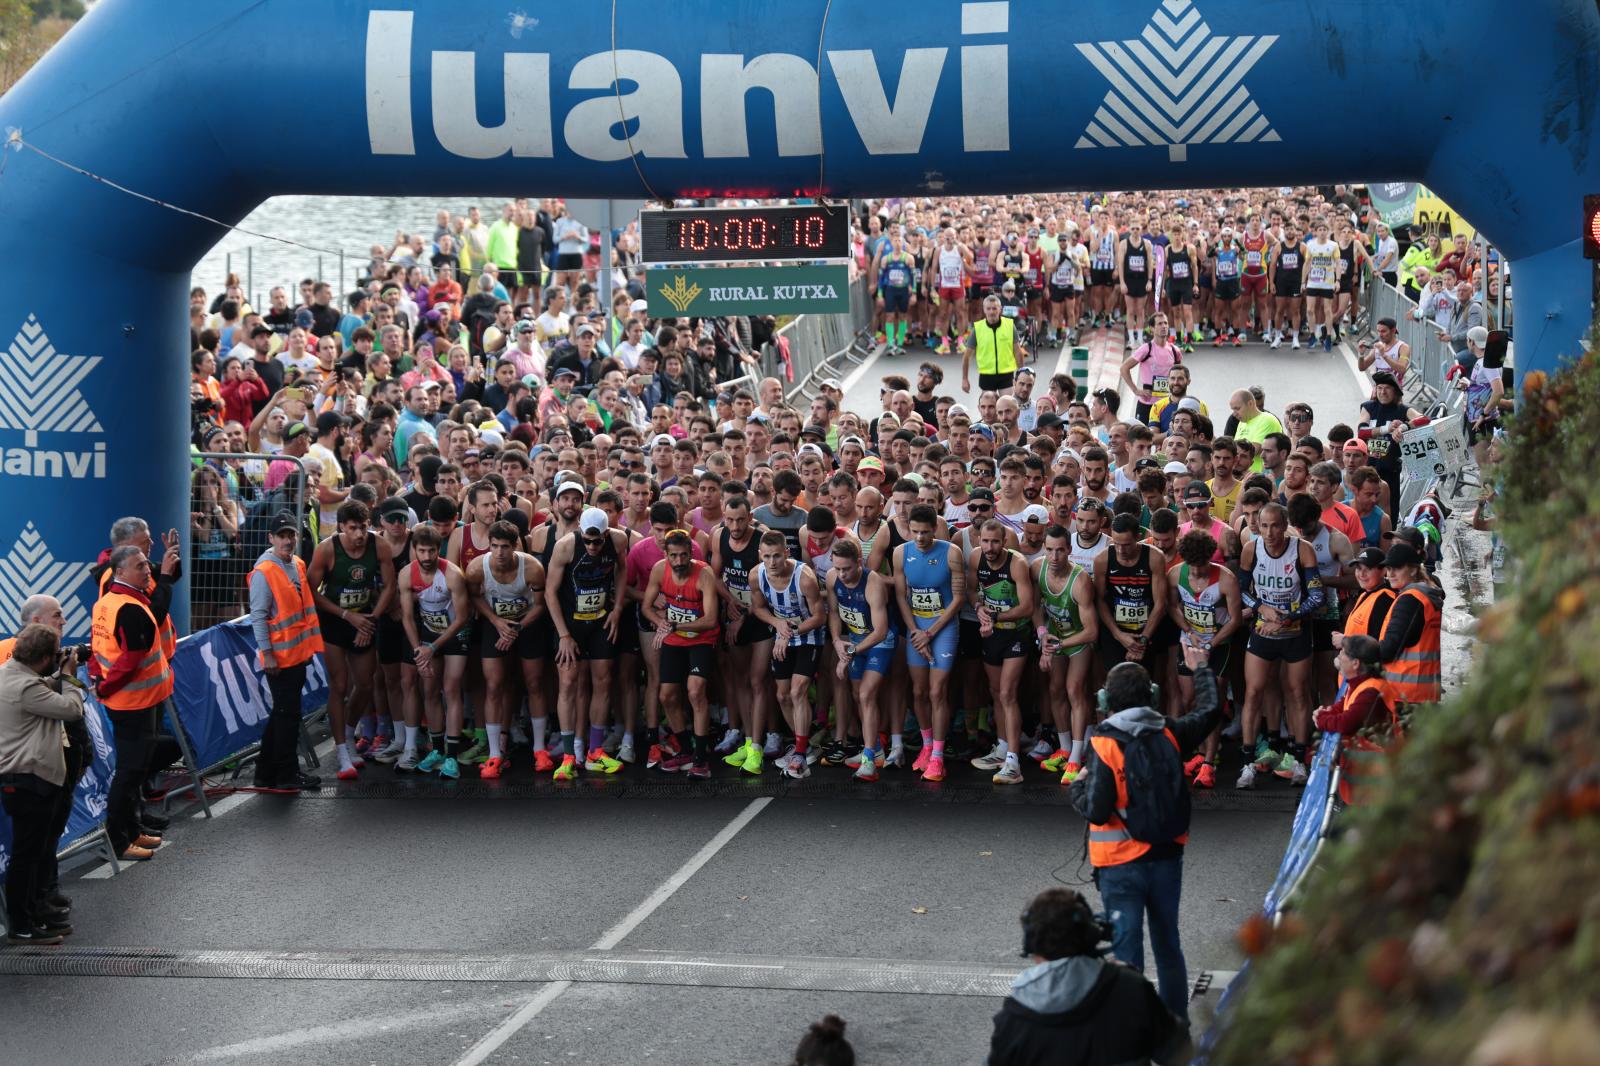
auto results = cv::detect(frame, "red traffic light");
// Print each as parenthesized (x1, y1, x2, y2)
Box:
(1586, 195, 1600, 260)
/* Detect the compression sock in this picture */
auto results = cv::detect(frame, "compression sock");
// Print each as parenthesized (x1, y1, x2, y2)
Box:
(403, 725, 420, 755)
(622, 731, 635, 750)
(995, 739, 1010, 759)
(931, 740, 945, 758)
(1069, 739, 1085, 764)
(920, 728, 933, 747)
(588, 725, 606, 751)
(532, 717, 548, 752)
(897, 321, 908, 347)
(428, 731, 444, 754)
(445, 735, 461, 759)
(691, 732, 709, 766)
(795, 734, 809, 755)
(560, 731, 575, 758)
(486, 724, 503, 760)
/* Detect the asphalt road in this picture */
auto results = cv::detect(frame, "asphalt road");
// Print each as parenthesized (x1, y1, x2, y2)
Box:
(1, 775, 1291, 1066)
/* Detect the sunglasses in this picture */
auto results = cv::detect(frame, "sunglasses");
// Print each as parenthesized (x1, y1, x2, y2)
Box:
(968, 503, 992, 512)
(381, 513, 408, 523)
(1182, 502, 1209, 509)
(1287, 412, 1312, 422)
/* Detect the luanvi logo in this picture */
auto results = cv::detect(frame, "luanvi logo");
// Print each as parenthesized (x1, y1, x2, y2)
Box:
(1075, 0, 1279, 162)
(0, 315, 107, 480)
(0, 521, 93, 637)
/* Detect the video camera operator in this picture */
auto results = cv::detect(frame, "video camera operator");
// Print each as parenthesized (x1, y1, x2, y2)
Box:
(0, 623, 87, 945)
(988, 887, 1190, 1065)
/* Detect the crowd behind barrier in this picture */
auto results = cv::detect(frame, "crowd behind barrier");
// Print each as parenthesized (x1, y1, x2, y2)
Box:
(771, 275, 875, 403)
(187, 452, 309, 630)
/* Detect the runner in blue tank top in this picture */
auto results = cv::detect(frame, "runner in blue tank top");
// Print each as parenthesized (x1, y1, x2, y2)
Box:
(891, 504, 965, 782)
(827, 538, 894, 781)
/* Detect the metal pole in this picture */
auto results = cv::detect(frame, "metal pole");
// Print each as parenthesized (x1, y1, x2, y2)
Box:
(600, 199, 614, 347)
(225, 252, 232, 285)
(247, 246, 254, 305)
(317, 256, 324, 285)
(339, 251, 346, 296)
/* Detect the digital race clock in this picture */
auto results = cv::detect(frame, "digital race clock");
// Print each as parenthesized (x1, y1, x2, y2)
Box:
(640, 205, 850, 264)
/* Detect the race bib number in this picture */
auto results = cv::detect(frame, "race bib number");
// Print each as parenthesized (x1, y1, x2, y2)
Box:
(338, 588, 372, 611)
(494, 598, 528, 619)
(1246, 250, 1263, 268)
(940, 264, 962, 286)
(1150, 375, 1170, 396)
(1114, 602, 1149, 629)
(421, 610, 450, 632)
(1216, 258, 1237, 278)
(1183, 603, 1216, 632)
(1045, 603, 1079, 635)
(886, 265, 909, 287)
(730, 585, 752, 606)
(839, 606, 868, 634)
(910, 589, 943, 618)
(1281, 253, 1299, 269)
(1307, 264, 1329, 287)
(574, 590, 605, 620)
(1129, 255, 1146, 272)
(1368, 437, 1393, 459)
(1171, 260, 1190, 279)
(667, 604, 699, 625)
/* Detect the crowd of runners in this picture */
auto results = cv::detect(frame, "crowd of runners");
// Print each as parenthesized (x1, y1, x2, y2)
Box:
(174, 185, 1477, 791)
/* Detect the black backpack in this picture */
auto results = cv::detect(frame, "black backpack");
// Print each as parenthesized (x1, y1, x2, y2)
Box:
(1117, 729, 1191, 843)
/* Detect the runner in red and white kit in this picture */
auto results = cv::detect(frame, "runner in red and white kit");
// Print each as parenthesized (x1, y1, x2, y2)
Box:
(641, 530, 722, 780)
(1239, 217, 1271, 341)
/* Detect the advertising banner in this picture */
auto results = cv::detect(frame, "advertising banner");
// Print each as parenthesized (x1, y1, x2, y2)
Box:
(648, 265, 852, 317)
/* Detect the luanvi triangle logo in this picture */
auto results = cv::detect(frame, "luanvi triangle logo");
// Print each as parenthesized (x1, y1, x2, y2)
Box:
(1075, 0, 1279, 163)
(0, 315, 107, 479)
(0, 522, 93, 638)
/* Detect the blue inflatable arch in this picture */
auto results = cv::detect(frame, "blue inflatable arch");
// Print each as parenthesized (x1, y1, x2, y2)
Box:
(1, 0, 1595, 636)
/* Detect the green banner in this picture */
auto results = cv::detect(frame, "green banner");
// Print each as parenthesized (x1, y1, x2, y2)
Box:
(1367, 182, 1419, 229)
(646, 265, 851, 317)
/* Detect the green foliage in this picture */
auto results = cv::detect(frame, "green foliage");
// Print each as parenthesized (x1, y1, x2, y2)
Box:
(30, 0, 82, 22)
(1211, 351, 1600, 1064)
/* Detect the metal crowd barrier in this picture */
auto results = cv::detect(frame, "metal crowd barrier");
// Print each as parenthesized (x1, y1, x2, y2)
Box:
(770, 275, 875, 403)
(1361, 280, 1467, 417)
(187, 452, 308, 635)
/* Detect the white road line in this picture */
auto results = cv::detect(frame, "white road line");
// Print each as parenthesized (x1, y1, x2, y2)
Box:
(839, 342, 886, 393)
(179, 997, 504, 1062)
(453, 796, 773, 1066)
(1336, 336, 1373, 395)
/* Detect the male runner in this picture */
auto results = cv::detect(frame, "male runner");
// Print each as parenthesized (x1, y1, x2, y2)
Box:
(968, 519, 1036, 785)
(892, 504, 965, 783)
(709, 496, 776, 774)
(466, 519, 548, 779)
(749, 531, 826, 779)
(397, 525, 472, 780)
(545, 507, 629, 781)
(827, 539, 895, 782)
(641, 530, 722, 780)
(1032, 525, 1098, 784)
(1095, 514, 1171, 683)
(1286, 493, 1356, 706)
(1117, 227, 1155, 349)
(528, 478, 586, 767)
(1168, 529, 1242, 789)
(371, 498, 422, 770)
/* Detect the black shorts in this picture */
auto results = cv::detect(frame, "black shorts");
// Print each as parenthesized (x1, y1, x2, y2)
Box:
(980, 627, 1034, 666)
(1166, 282, 1194, 307)
(554, 252, 584, 272)
(1049, 284, 1074, 304)
(1247, 629, 1312, 663)
(1150, 617, 1180, 653)
(958, 618, 983, 660)
(1274, 277, 1301, 299)
(414, 620, 472, 659)
(1310, 617, 1340, 653)
(566, 619, 616, 661)
(615, 613, 641, 656)
(735, 615, 774, 647)
(882, 286, 911, 313)
(660, 643, 715, 684)
(1098, 628, 1146, 667)
(1305, 287, 1336, 302)
(1090, 267, 1116, 288)
(1214, 279, 1240, 301)
(1124, 277, 1149, 299)
(969, 282, 993, 302)
(377, 615, 410, 666)
(771, 643, 819, 680)
(978, 371, 1016, 392)
(478, 618, 546, 659)
(318, 610, 377, 652)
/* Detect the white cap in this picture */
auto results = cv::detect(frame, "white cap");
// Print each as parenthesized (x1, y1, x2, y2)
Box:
(1163, 460, 1188, 475)
(579, 507, 608, 534)
(650, 433, 675, 448)
(797, 442, 825, 458)
(820, 377, 843, 391)
(1177, 396, 1202, 413)
(555, 477, 586, 497)
(629, 299, 649, 313)
(1019, 504, 1050, 525)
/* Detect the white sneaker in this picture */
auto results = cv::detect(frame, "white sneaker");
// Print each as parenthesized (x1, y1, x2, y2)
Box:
(772, 743, 796, 765)
(603, 726, 623, 755)
(763, 732, 783, 756)
(1027, 738, 1054, 761)
(371, 738, 406, 765)
(509, 724, 531, 748)
(1236, 764, 1258, 790)
(806, 745, 823, 765)
(883, 746, 906, 769)
(713, 728, 742, 755)
(784, 754, 811, 780)
(971, 743, 1007, 771)
(993, 761, 1024, 785)
(617, 741, 637, 765)
(1270, 332, 1282, 349)
(1291, 334, 1301, 350)
(395, 750, 420, 773)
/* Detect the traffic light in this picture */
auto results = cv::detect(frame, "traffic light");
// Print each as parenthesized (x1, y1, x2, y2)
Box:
(1585, 195, 1600, 259)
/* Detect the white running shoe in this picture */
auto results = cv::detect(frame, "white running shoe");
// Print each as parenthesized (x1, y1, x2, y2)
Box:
(971, 743, 1007, 771)
(1027, 738, 1054, 761)
(395, 750, 421, 773)
(1291, 334, 1301, 350)
(371, 738, 406, 765)
(1270, 332, 1282, 349)
(713, 728, 743, 755)
(764, 732, 783, 756)
(603, 725, 623, 755)
(992, 762, 1024, 785)
(784, 754, 811, 780)
(617, 741, 637, 765)
(1236, 764, 1258, 790)
(883, 746, 906, 769)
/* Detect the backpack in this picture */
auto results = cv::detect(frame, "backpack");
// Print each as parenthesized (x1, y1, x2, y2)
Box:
(1117, 729, 1191, 843)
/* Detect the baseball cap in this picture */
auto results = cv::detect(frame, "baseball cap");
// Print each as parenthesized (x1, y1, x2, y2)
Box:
(1352, 546, 1386, 567)
(629, 299, 648, 313)
(1037, 413, 1063, 430)
(515, 319, 536, 334)
(650, 433, 675, 449)
(270, 510, 298, 533)
(579, 507, 609, 535)
(1343, 438, 1369, 455)
(1181, 482, 1213, 502)
(820, 377, 843, 391)
(857, 456, 885, 473)
(801, 423, 828, 440)
(284, 422, 310, 441)
(1134, 457, 1161, 472)
(551, 366, 579, 381)
(555, 478, 586, 497)
(797, 442, 826, 459)
(1162, 460, 1188, 475)
(968, 487, 996, 503)
(420, 379, 441, 391)
(1019, 504, 1050, 525)
(972, 424, 995, 441)
(1177, 397, 1202, 413)
(376, 497, 410, 521)
(1467, 325, 1489, 348)
(839, 435, 866, 450)
(575, 322, 598, 336)
(1382, 542, 1423, 568)
(250, 324, 273, 338)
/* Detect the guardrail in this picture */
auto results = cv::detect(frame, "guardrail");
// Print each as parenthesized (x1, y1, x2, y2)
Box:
(769, 275, 876, 403)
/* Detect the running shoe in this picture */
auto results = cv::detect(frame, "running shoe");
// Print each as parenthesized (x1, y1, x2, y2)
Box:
(438, 756, 461, 780)
(713, 728, 743, 755)
(1236, 764, 1258, 790)
(1041, 749, 1070, 773)
(348, 749, 365, 769)
(1291, 334, 1301, 350)
(853, 757, 880, 782)
(805, 745, 823, 765)
(821, 741, 850, 766)
(1214, 334, 1224, 348)
(784, 754, 811, 780)
(970, 743, 1007, 771)
(922, 754, 946, 782)
(457, 739, 488, 765)
(617, 741, 637, 765)
(509, 723, 531, 748)
(603, 726, 623, 755)
(882, 745, 906, 769)
(478, 756, 505, 780)
(533, 749, 556, 774)
(354, 735, 374, 757)
(1274, 753, 1304, 781)
(935, 339, 951, 355)
(741, 744, 764, 776)
(1232, 333, 1243, 347)
(844, 748, 885, 768)
(1270, 332, 1282, 349)
(723, 739, 752, 767)
(686, 761, 712, 780)
(1183, 754, 1205, 779)
(659, 751, 695, 773)
(647, 743, 663, 769)
(1322, 335, 1332, 352)
(416, 750, 444, 774)
(1251, 739, 1278, 773)
(911, 745, 931, 773)
(1027, 738, 1054, 762)
(993, 762, 1024, 785)
(1192, 328, 1204, 343)
(1182, 342, 1195, 354)
(1060, 760, 1083, 785)
(1290, 760, 1308, 786)
(764, 732, 783, 756)
(1194, 764, 1217, 790)
(395, 751, 420, 773)
(371, 738, 406, 765)
(336, 764, 359, 782)
(585, 750, 623, 775)
(553, 755, 577, 782)
(772, 743, 796, 765)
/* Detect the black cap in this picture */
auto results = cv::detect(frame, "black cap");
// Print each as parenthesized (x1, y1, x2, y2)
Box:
(968, 487, 996, 502)
(1134, 457, 1161, 471)
(801, 423, 828, 439)
(376, 497, 411, 520)
(1036, 413, 1063, 430)
(1382, 542, 1423, 568)
(1181, 481, 1212, 502)
(270, 511, 298, 533)
(1371, 371, 1399, 390)
(1352, 546, 1385, 567)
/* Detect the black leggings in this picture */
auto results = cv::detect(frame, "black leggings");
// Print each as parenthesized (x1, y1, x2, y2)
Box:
(1, 783, 63, 927)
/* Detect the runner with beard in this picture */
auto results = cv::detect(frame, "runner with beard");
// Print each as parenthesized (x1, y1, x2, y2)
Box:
(968, 519, 1036, 785)
(1168, 529, 1242, 790)
(641, 530, 722, 780)
(828, 538, 895, 782)
(893, 505, 965, 783)
(544, 507, 629, 782)
(466, 520, 547, 779)
(528, 478, 585, 768)
(710, 496, 776, 774)
(371, 498, 422, 770)
(1033, 525, 1098, 784)
(750, 531, 826, 778)
(1079, 446, 1112, 507)
(397, 524, 472, 781)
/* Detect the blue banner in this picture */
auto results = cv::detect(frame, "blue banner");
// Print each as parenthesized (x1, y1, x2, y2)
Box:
(0, 669, 117, 888)
(168, 620, 329, 771)
(1260, 732, 1341, 917)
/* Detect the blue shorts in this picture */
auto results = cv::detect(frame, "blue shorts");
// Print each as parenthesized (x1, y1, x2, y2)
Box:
(847, 636, 896, 680)
(904, 622, 958, 671)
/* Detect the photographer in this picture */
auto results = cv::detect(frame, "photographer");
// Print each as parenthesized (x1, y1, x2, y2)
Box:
(0, 623, 86, 945)
(988, 888, 1189, 1065)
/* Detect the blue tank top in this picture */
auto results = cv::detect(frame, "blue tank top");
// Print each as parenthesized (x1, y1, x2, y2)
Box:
(832, 572, 895, 648)
(901, 540, 954, 630)
(757, 561, 823, 647)
(1359, 506, 1384, 548)
(1215, 247, 1240, 280)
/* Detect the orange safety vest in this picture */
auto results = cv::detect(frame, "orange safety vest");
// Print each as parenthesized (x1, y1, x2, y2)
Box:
(1344, 586, 1395, 638)
(1380, 587, 1441, 703)
(0, 636, 13, 665)
(99, 567, 177, 659)
(91, 589, 175, 710)
(1336, 676, 1404, 805)
(252, 555, 324, 668)
(1087, 728, 1188, 867)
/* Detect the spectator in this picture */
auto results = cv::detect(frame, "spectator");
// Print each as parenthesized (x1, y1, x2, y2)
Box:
(1440, 280, 1484, 357)
(247, 513, 325, 793)
(791, 1014, 854, 1066)
(987, 887, 1189, 1065)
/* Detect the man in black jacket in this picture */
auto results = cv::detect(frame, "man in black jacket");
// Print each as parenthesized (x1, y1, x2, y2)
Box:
(988, 887, 1189, 1065)
(1069, 644, 1220, 1021)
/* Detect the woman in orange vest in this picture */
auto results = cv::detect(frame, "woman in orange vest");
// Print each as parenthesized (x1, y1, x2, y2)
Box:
(1375, 541, 1443, 703)
(1338, 546, 1396, 640)
(1314, 634, 1403, 804)
(90, 546, 176, 862)
(247, 512, 325, 793)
